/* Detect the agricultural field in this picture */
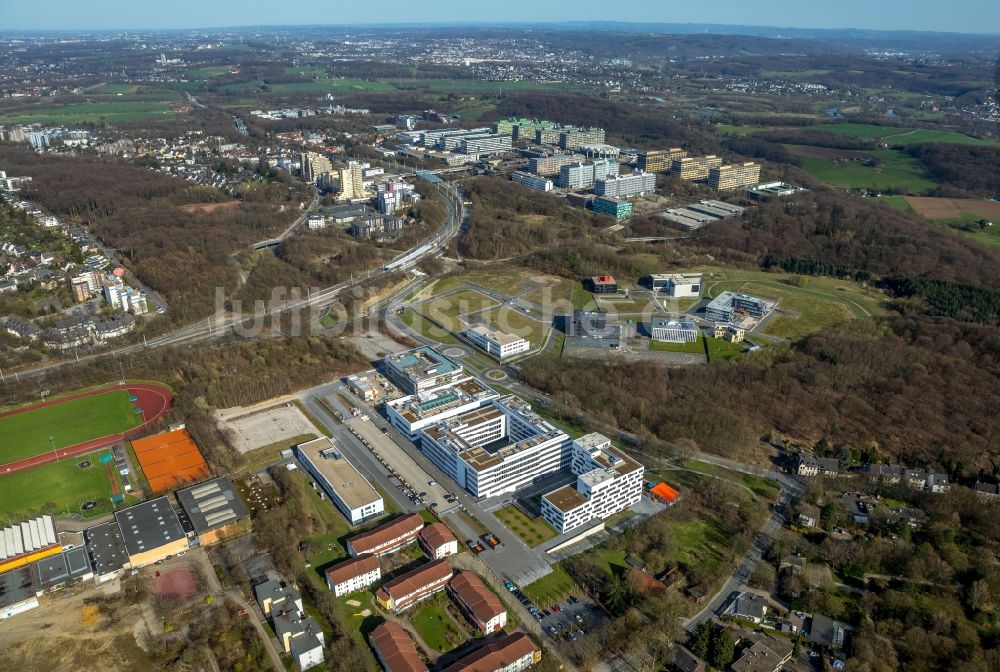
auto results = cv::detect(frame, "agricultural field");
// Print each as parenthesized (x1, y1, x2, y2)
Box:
(494, 505, 557, 547)
(795, 149, 938, 194)
(0, 449, 129, 522)
(816, 122, 997, 146)
(0, 99, 184, 125)
(414, 289, 500, 331)
(0, 390, 140, 463)
(476, 306, 549, 347)
(903, 196, 1000, 221)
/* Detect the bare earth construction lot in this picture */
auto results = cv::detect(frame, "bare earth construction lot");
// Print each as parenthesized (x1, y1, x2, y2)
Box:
(216, 403, 319, 454)
(903, 196, 1000, 220)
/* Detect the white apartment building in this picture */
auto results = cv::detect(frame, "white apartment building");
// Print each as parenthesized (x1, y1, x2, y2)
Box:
(510, 171, 554, 192)
(559, 159, 618, 190)
(417, 396, 572, 499)
(464, 325, 530, 360)
(595, 171, 657, 198)
(541, 433, 644, 534)
(324, 553, 381, 597)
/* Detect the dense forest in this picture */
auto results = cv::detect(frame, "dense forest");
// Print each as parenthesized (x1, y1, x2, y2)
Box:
(457, 176, 609, 259)
(0, 145, 309, 323)
(695, 191, 1000, 288)
(904, 143, 1000, 197)
(522, 316, 1000, 480)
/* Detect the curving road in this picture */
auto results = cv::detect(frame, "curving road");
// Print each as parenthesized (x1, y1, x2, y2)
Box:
(7, 182, 465, 383)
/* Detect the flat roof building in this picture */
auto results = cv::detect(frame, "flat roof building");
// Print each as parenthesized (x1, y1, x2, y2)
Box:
(84, 521, 130, 581)
(382, 346, 465, 395)
(114, 497, 188, 568)
(586, 275, 618, 294)
(448, 571, 507, 634)
(346, 513, 424, 557)
(376, 558, 454, 613)
(708, 162, 761, 191)
(417, 395, 572, 499)
(559, 127, 606, 150)
(646, 273, 702, 297)
(296, 437, 385, 525)
(747, 181, 807, 200)
(0, 515, 60, 574)
(464, 325, 530, 360)
(386, 378, 499, 440)
(595, 171, 656, 199)
(33, 546, 93, 591)
(510, 172, 553, 192)
(638, 148, 687, 173)
(0, 565, 38, 620)
(592, 196, 632, 221)
(541, 433, 644, 534)
(704, 291, 777, 325)
(175, 477, 250, 545)
(440, 632, 541, 672)
(651, 320, 699, 343)
(369, 621, 429, 672)
(529, 153, 583, 176)
(671, 155, 723, 182)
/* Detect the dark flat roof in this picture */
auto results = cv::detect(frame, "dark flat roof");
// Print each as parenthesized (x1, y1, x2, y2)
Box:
(176, 477, 250, 534)
(114, 496, 186, 557)
(0, 565, 35, 609)
(34, 546, 92, 588)
(84, 521, 129, 575)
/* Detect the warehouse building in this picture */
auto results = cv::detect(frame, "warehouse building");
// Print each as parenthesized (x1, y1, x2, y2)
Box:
(33, 545, 94, 591)
(541, 433, 644, 534)
(176, 477, 250, 545)
(369, 621, 429, 672)
(0, 566, 38, 620)
(376, 558, 454, 613)
(346, 513, 424, 557)
(382, 346, 465, 395)
(440, 632, 541, 672)
(114, 497, 189, 568)
(0, 515, 60, 574)
(418, 523, 459, 559)
(84, 521, 130, 581)
(296, 437, 385, 525)
(464, 325, 531, 360)
(325, 553, 381, 597)
(448, 571, 507, 634)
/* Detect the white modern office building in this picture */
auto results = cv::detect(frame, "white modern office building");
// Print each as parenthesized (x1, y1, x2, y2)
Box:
(295, 437, 385, 525)
(647, 273, 702, 298)
(704, 291, 777, 324)
(382, 346, 465, 395)
(650, 320, 699, 343)
(464, 325, 530, 360)
(594, 171, 657, 198)
(541, 433, 644, 534)
(510, 171, 554, 192)
(386, 378, 499, 440)
(417, 395, 572, 499)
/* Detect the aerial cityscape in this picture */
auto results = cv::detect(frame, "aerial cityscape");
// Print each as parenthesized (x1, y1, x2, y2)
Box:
(0, 2, 998, 672)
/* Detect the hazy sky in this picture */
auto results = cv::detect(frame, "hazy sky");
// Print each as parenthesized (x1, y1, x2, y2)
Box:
(1, 0, 997, 33)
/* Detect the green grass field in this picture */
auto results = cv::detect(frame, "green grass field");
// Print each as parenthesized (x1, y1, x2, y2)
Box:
(411, 594, 468, 650)
(0, 449, 125, 522)
(494, 505, 557, 547)
(940, 217, 1000, 248)
(522, 563, 578, 607)
(817, 123, 996, 146)
(476, 307, 548, 347)
(705, 337, 747, 361)
(876, 195, 914, 212)
(699, 266, 887, 341)
(399, 309, 461, 345)
(798, 149, 938, 194)
(416, 289, 500, 331)
(0, 100, 181, 125)
(0, 390, 139, 463)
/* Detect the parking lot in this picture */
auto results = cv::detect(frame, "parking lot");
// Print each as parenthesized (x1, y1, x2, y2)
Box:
(503, 583, 606, 645)
(345, 415, 459, 514)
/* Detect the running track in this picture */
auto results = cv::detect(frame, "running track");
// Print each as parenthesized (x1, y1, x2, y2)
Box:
(0, 383, 174, 475)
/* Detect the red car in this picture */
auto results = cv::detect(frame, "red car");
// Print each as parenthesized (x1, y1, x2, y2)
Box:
(552, 605, 561, 612)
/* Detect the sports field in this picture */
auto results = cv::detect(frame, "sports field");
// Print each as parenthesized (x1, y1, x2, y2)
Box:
(0, 449, 124, 521)
(0, 390, 140, 463)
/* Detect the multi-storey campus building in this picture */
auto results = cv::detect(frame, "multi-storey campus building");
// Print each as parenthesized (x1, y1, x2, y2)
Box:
(671, 155, 723, 181)
(295, 437, 385, 525)
(704, 291, 777, 325)
(637, 148, 687, 173)
(708, 162, 762, 191)
(464, 325, 530, 360)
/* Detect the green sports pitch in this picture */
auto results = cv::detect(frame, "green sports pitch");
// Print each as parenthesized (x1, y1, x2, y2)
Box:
(0, 449, 131, 522)
(0, 390, 141, 464)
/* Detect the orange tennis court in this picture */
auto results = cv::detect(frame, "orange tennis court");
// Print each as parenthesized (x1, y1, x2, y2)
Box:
(132, 428, 210, 494)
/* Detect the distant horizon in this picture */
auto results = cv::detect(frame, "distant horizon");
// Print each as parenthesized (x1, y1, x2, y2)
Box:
(1, 0, 997, 35)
